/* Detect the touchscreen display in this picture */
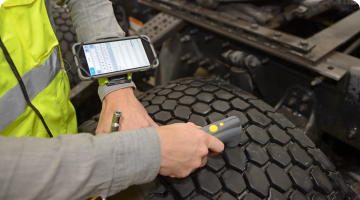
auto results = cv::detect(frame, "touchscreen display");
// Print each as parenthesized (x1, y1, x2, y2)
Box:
(83, 39, 150, 76)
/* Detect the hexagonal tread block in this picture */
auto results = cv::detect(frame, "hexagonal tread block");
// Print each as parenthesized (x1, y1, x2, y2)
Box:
(267, 112, 295, 129)
(217, 192, 237, 200)
(184, 88, 201, 95)
(139, 177, 167, 197)
(266, 163, 292, 192)
(268, 188, 286, 200)
(246, 125, 270, 146)
(143, 94, 156, 101)
(161, 99, 177, 110)
(249, 99, 276, 112)
(287, 129, 316, 149)
(227, 110, 249, 126)
(221, 169, 246, 196)
(244, 163, 270, 198)
(245, 143, 269, 166)
(307, 148, 336, 172)
(289, 190, 307, 200)
(164, 176, 195, 198)
(288, 165, 314, 194)
(193, 103, 212, 116)
(267, 143, 291, 167)
(223, 147, 247, 173)
(141, 101, 150, 107)
(174, 105, 192, 120)
(168, 92, 184, 99)
(158, 89, 172, 95)
(179, 96, 196, 105)
(267, 125, 291, 145)
(188, 114, 207, 127)
(202, 84, 219, 92)
(247, 109, 271, 127)
(311, 166, 334, 195)
(146, 105, 160, 115)
(173, 85, 188, 91)
(312, 192, 327, 200)
(164, 83, 177, 89)
(179, 79, 194, 84)
(196, 93, 215, 103)
(190, 81, 206, 87)
(150, 88, 162, 94)
(207, 112, 225, 123)
(211, 100, 231, 113)
(230, 98, 250, 111)
(233, 90, 257, 100)
(219, 83, 239, 91)
(196, 168, 222, 197)
(288, 143, 313, 169)
(136, 92, 148, 100)
(239, 132, 249, 146)
(244, 193, 261, 200)
(151, 96, 167, 105)
(154, 111, 172, 123)
(206, 154, 225, 173)
(215, 90, 234, 100)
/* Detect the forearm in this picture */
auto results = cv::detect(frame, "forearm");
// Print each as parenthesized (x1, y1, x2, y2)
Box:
(0, 128, 160, 200)
(56, 0, 125, 42)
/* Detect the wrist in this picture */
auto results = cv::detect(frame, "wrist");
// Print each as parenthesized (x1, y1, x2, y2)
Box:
(103, 87, 135, 103)
(98, 81, 137, 102)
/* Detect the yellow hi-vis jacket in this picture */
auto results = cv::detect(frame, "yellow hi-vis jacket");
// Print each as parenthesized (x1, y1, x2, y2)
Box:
(0, 0, 77, 137)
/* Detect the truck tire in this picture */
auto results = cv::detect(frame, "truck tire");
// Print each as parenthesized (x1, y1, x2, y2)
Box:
(79, 77, 358, 200)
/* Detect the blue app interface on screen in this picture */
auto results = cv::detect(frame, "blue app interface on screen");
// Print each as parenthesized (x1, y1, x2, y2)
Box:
(83, 39, 150, 76)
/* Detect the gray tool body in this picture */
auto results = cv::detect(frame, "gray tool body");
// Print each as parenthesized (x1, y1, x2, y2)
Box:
(110, 110, 122, 133)
(201, 116, 242, 147)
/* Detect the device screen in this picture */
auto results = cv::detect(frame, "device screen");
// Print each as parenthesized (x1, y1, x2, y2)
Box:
(82, 38, 151, 76)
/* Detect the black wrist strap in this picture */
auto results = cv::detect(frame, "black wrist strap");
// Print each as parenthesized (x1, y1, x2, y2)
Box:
(106, 74, 131, 86)
(0, 37, 53, 138)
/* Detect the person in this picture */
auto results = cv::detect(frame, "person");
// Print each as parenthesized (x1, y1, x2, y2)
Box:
(0, 0, 224, 199)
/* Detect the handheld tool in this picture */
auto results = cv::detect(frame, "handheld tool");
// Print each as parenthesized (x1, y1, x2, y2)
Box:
(201, 116, 242, 147)
(110, 110, 122, 133)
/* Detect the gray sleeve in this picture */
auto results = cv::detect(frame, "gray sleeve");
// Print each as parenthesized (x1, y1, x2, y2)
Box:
(0, 127, 161, 200)
(56, 0, 125, 42)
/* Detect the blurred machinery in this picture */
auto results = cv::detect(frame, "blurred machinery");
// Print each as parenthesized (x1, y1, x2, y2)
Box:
(132, 0, 360, 152)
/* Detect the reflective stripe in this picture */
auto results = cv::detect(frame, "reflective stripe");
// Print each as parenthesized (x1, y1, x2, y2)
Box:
(0, 48, 61, 132)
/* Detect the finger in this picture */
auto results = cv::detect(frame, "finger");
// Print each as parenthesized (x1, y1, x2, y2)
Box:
(206, 135, 225, 154)
(200, 156, 207, 167)
(186, 122, 197, 127)
(208, 149, 220, 155)
(196, 126, 202, 129)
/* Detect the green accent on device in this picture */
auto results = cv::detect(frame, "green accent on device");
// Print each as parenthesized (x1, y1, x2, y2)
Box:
(201, 116, 242, 147)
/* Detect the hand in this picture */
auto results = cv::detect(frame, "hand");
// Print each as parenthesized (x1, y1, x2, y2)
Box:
(96, 87, 158, 134)
(156, 122, 224, 178)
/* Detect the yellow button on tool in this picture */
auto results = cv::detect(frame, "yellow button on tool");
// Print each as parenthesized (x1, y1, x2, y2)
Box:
(220, 122, 224, 126)
(209, 125, 218, 132)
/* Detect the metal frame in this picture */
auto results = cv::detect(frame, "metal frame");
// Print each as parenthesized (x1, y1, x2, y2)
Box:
(139, 0, 360, 81)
